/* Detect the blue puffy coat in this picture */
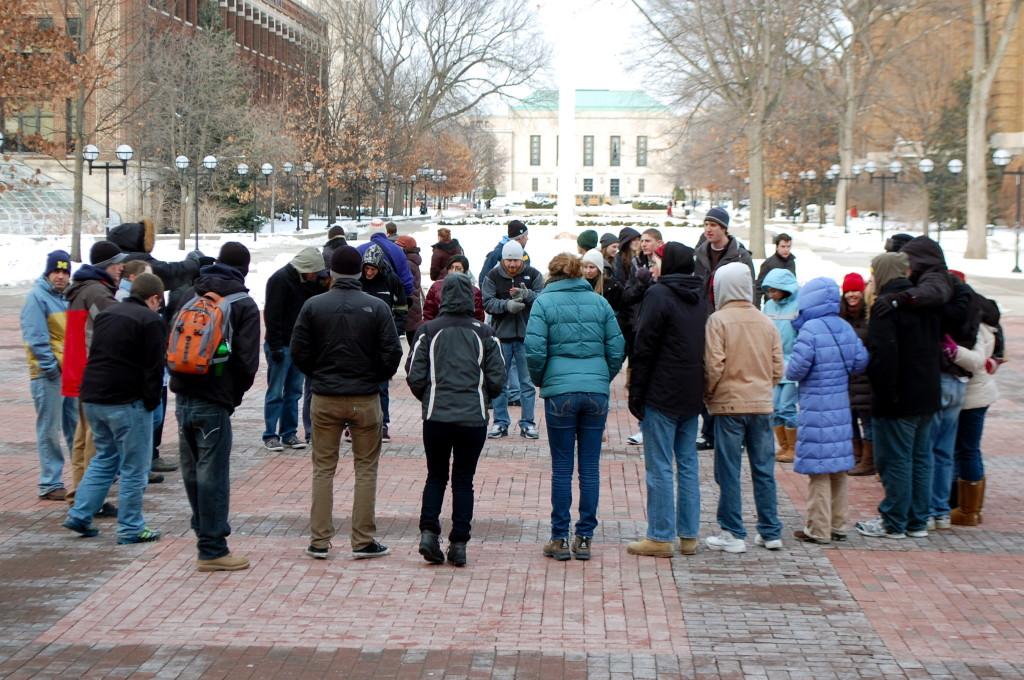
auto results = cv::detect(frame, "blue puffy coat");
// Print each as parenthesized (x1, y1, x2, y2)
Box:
(785, 277, 868, 475)
(760, 268, 799, 384)
(525, 277, 625, 398)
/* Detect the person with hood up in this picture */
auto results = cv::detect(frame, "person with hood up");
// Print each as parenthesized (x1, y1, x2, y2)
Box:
(407, 273, 506, 567)
(756, 233, 796, 304)
(423, 255, 485, 323)
(360, 244, 408, 442)
(171, 242, 260, 571)
(625, 243, 707, 558)
(855, 252, 941, 540)
(840, 273, 876, 476)
(481, 240, 544, 439)
(355, 228, 416, 296)
(761, 268, 800, 463)
(785, 277, 868, 544)
(395, 235, 424, 345)
(704, 262, 784, 554)
(63, 240, 127, 506)
(262, 247, 327, 452)
(526, 254, 624, 561)
(429, 227, 464, 281)
(107, 219, 204, 299)
(21, 250, 78, 500)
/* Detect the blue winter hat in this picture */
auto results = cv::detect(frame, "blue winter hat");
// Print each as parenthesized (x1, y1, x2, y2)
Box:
(705, 207, 731, 229)
(45, 250, 72, 276)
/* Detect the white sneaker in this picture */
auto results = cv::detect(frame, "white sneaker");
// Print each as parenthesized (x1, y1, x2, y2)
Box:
(627, 431, 643, 445)
(705, 530, 747, 553)
(754, 533, 783, 550)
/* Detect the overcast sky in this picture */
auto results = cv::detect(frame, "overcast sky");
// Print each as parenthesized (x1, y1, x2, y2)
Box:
(538, 0, 644, 91)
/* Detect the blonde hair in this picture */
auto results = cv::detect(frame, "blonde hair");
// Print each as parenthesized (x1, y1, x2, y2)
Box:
(547, 253, 583, 282)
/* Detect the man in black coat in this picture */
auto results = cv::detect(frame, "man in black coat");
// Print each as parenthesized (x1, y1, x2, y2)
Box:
(626, 243, 707, 558)
(855, 251, 941, 541)
(108, 219, 203, 298)
(262, 247, 326, 451)
(291, 245, 403, 561)
(755, 233, 796, 304)
(63, 273, 166, 544)
(170, 242, 260, 573)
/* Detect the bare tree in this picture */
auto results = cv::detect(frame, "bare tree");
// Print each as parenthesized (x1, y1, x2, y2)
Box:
(631, 0, 817, 258)
(965, 0, 1023, 258)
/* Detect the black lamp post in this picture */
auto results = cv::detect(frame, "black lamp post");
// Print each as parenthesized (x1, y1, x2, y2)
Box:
(83, 142, 134, 237)
(864, 159, 903, 242)
(282, 161, 314, 230)
(236, 162, 257, 242)
(798, 170, 817, 225)
(993, 148, 1023, 273)
(175, 154, 217, 251)
(780, 171, 799, 223)
(827, 162, 863, 233)
(407, 173, 418, 215)
(917, 157, 963, 244)
(260, 163, 275, 234)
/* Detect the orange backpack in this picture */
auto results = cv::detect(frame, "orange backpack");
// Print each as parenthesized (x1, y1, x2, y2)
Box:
(167, 291, 248, 375)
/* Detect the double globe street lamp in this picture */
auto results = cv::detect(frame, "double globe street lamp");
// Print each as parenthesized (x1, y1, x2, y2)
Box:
(864, 159, 904, 242)
(993, 148, 1023, 273)
(175, 154, 217, 250)
(83, 142, 134, 236)
(916, 157, 963, 244)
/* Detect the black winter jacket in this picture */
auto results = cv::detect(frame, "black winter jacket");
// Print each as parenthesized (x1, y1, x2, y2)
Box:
(480, 263, 544, 341)
(108, 221, 200, 292)
(407, 274, 505, 425)
(169, 264, 260, 412)
(290, 277, 402, 396)
(628, 273, 707, 419)
(322, 235, 347, 270)
(840, 298, 871, 414)
(81, 297, 166, 411)
(867, 278, 942, 418)
(360, 270, 408, 336)
(264, 263, 321, 350)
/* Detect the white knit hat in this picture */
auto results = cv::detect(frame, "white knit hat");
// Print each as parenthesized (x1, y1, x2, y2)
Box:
(581, 249, 604, 272)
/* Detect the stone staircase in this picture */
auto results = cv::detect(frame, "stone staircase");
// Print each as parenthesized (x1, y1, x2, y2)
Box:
(0, 157, 115, 235)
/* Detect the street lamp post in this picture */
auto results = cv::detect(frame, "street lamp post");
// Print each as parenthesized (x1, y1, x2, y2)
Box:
(83, 143, 134, 237)
(261, 162, 275, 234)
(993, 148, 1023, 273)
(175, 154, 218, 251)
(237, 163, 258, 242)
(780, 171, 799, 223)
(864, 159, 903, 242)
(408, 174, 418, 216)
(827, 163, 863, 233)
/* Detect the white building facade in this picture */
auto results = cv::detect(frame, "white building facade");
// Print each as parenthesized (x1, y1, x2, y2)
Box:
(486, 89, 677, 203)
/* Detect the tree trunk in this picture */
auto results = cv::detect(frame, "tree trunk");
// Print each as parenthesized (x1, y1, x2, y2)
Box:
(746, 124, 766, 259)
(836, 73, 857, 230)
(71, 86, 87, 262)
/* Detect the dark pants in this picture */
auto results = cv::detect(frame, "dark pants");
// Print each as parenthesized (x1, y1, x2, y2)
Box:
(419, 421, 486, 543)
(701, 406, 715, 445)
(874, 415, 933, 534)
(302, 378, 313, 442)
(153, 385, 168, 460)
(177, 395, 233, 560)
(954, 406, 988, 482)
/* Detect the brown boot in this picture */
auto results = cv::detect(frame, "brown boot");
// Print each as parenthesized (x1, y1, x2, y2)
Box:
(772, 425, 787, 460)
(783, 427, 797, 462)
(950, 478, 985, 526)
(852, 438, 863, 465)
(848, 440, 876, 476)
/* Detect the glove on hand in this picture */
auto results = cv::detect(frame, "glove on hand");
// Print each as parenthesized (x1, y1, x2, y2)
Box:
(506, 299, 526, 314)
(941, 334, 958, 362)
(186, 249, 206, 264)
(635, 267, 652, 285)
(985, 357, 999, 375)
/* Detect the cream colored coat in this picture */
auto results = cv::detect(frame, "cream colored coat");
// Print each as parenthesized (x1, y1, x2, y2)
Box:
(953, 323, 999, 410)
(704, 300, 784, 415)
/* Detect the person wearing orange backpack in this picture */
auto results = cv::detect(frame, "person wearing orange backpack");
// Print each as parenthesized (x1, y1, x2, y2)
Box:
(170, 242, 260, 572)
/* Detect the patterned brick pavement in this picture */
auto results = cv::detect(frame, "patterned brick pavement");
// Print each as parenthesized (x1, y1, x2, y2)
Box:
(1, 286, 1023, 678)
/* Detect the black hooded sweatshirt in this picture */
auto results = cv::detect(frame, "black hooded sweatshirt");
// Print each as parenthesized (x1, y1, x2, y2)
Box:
(169, 264, 260, 412)
(108, 221, 200, 292)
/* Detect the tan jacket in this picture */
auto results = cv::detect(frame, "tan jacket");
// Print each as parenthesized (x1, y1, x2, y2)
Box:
(704, 300, 783, 415)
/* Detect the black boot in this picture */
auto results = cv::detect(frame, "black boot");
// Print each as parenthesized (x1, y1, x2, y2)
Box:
(418, 531, 444, 564)
(446, 542, 467, 567)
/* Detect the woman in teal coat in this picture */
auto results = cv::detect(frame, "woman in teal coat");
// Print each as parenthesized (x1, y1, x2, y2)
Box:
(526, 253, 625, 561)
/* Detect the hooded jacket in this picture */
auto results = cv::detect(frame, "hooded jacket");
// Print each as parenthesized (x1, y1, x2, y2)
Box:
(21, 275, 69, 380)
(406, 274, 505, 425)
(356, 233, 415, 295)
(785, 278, 869, 475)
(694, 235, 756, 313)
(290, 277, 402, 397)
(62, 265, 119, 398)
(704, 262, 783, 415)
(481, 261, 544, 341)
(169, 264, 260, 412)
(756, 251, 796, 303)
(429, 238, 464, 280)
(629, 270, 707, 419)
(525, 277, 625, 398)
(264, 263, 322, 351)
(760, 268, 800, 383)
(108, 220, 200, 293)
(400, 243, 424, 331)
(360, 245, 408, 335)
(423, 276, 485, 323)
(322, 234, 347, 270)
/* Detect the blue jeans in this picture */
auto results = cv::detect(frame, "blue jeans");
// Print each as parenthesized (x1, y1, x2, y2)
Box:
(641, 407, 700, 540)
(771, 382, 798, 429)
(30, 375, 77, 495)
(954, 407, 987, 482)
(712, 414, 781, 540)
(507, 357, 521, 401)
(545, 392, 608, 539)
(874, 415, 933, 533)
(493, 341, 536, 429)
(929, 374, 967, 517)
(67, 401, 152, 539)
(262, 344, 305, 441)
(177, 396, 233, 560)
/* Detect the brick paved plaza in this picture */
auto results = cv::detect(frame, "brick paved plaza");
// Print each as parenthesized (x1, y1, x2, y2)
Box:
(1, 287, 1023, 679)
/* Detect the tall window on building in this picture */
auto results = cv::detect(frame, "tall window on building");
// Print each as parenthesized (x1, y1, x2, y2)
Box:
(638, 178, 646, 194)
(530, 135, 541, 166)
(583, 178, 594, 192)
(531, 177, 539, 192)
(636, 136, 648, 167)
(610, 136, 621, 167)
(583, 135, 594, 166)
(610, 179, 620, 197)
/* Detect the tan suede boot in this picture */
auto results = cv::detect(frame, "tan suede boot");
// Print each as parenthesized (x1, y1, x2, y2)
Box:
(849, 440, 876, 476)
(782, 427, 797, 462)
(772, 425, 787, 460)
(950, 479, 985, 526)
(626, 538, 675, 558)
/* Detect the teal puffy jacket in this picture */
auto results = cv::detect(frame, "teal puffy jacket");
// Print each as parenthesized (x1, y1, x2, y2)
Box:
(525, 277, 625, 398)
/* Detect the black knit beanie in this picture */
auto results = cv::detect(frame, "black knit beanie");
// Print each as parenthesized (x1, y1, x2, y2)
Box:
(218, 241, 251, 276)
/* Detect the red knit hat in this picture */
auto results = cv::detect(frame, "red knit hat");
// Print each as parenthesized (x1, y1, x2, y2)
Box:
(842, 272, 865, 293)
